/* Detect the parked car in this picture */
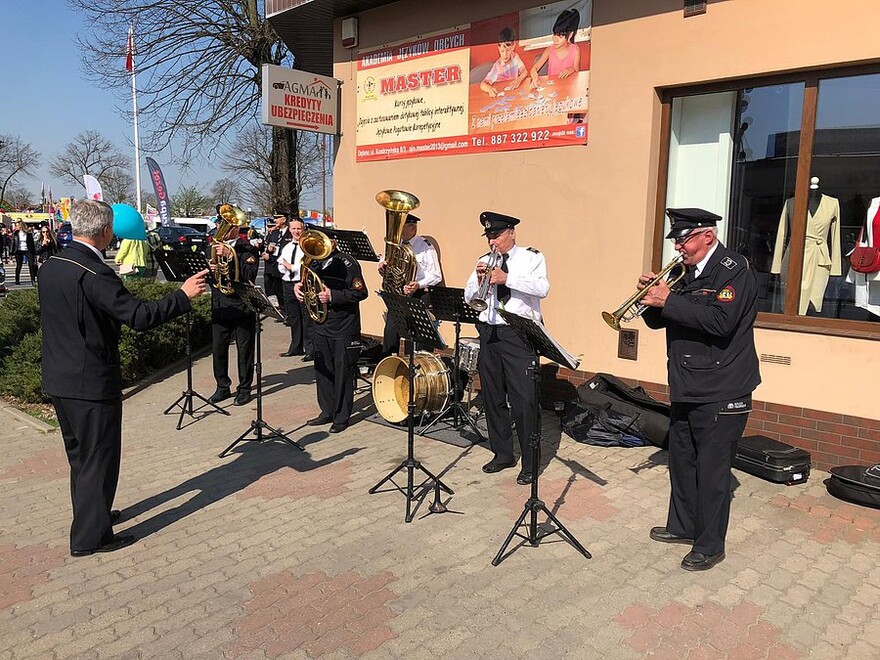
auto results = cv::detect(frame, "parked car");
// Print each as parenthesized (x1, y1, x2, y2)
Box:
(248, 217, 272, 237)
(151, 225, 211, 254)
(56, 222, 73, 248)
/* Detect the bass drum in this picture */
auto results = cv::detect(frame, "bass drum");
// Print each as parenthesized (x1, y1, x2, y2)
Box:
(372, 351, 450, 423)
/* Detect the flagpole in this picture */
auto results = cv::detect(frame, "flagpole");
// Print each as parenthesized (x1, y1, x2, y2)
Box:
(129, 23, 143, 214)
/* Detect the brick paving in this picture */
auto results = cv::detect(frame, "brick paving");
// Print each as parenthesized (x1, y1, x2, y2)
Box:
(2, 321, 880, 659)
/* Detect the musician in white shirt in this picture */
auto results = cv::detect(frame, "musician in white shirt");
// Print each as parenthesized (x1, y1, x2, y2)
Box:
(277, 218, 313, 358)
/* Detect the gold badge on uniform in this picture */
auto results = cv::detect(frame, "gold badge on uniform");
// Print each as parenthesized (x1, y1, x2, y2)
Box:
(352, 277, 365, 290)
(246, 255, 256, 264)
(717, 286, 735, 302)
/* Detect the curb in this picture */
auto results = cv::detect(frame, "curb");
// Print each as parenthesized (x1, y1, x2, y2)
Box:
(0, 403, 55, 434)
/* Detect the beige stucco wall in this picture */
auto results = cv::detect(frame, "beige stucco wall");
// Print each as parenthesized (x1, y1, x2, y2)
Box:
(327, 0, 880, 419)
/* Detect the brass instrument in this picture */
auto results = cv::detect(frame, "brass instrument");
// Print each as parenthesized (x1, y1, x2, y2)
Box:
(299, 228, 334, 324)
(468, 247, 501, 312)
(376, 189, 420, 294)
(602, 255, 686, 331)
(211, 204, 250, 295)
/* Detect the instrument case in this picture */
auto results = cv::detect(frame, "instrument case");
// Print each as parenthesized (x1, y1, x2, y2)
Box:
(733, 435, 811, 485)
(577, 373, 670, 449)
(826, 465, 880, 509)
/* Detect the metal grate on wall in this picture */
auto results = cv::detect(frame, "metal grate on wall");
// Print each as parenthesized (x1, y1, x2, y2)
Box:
(684, 0, 707, 17)
(760, 354, 792, 366)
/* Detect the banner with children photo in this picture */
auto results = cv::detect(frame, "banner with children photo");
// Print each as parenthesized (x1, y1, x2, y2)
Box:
(355, 0, 591, 162)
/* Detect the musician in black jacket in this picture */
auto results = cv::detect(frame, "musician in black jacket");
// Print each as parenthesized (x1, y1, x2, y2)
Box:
(40, 199, 207, 556)
(640, 208, 761, 572)
(295, 239, 368, 433)
(262, 212, 293, 307)
(209, 228, 261, 406)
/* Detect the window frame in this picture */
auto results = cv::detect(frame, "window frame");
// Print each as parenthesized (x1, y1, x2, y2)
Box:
(655, 62, 880, 341)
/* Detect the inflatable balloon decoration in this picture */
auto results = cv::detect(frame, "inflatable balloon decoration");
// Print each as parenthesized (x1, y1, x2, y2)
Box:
(111, 204, 147, 240)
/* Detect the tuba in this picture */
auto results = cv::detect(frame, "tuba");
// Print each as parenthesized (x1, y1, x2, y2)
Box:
(211, 204, 250, 295)
(376, 190, 419, 294)
(601, 256, 686, 331)
(299, 228, 334, 324)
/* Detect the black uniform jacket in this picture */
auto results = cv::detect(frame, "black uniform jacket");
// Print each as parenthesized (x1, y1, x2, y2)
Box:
(40, 241, 191, 400)
(264, 227, 292, 277)
(211, 238, 260, 318)
(311, 250, 368, 337)
(642, 242, 761, 404)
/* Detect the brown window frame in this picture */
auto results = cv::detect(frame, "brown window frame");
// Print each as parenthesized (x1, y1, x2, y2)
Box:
(654, 62, 880, 341)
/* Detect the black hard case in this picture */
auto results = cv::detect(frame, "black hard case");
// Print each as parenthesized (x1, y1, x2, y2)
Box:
(826, 466, 880, 509)
(733, 435, 811, 485)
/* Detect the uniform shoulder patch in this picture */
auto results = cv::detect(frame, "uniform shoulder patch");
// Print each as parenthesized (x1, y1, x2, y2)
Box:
(352, 277, 365, 291)
(245, 255, 257, 264)
(720, 256, 738, 270)
(526, 247, 540, 254)
(717, 285, 736, 302)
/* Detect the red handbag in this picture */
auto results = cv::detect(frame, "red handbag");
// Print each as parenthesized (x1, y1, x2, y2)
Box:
(850, 205, 880, 274)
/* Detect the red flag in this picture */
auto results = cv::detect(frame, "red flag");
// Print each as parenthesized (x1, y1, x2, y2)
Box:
(125, 25, 134, 72)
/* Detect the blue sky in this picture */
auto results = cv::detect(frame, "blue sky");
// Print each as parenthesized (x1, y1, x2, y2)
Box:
(0, 1, 327, 211)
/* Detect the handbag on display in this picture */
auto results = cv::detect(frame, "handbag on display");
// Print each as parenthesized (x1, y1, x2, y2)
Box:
(849, 205, 880, 274)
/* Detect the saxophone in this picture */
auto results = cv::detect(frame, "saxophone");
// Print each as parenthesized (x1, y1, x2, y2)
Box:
(376, 190, 419, 294)
(211, 204, 250, 295)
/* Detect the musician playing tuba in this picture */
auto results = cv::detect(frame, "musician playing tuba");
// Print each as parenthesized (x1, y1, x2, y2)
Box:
(464, 211, 549, 486)
(294, 230, 369, 434)
(377, 212, 442, 357)
(208, 205, 260, 407)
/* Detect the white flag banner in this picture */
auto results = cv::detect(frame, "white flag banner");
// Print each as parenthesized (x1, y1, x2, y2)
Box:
(83, 174, 103, 201)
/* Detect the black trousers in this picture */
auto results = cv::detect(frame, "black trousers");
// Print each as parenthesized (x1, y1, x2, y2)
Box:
(263, 272, 283, 302)
(666, 401, 749, 555)
(52, 395, 123, 552)
(15, 251, 37, 284)
(313, 334, 359, 425)
(382, 289, 431, 356)
(281, 280, 313, 355)
(212, 313, 256, 393)
(476, 323, 537, 473)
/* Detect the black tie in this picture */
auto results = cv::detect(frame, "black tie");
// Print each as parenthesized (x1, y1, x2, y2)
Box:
(497, 253, 511, 303)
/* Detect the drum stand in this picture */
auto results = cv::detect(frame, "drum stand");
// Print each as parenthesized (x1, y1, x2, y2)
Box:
(419, 315, 484, 441)
(370, 291, 453, 522)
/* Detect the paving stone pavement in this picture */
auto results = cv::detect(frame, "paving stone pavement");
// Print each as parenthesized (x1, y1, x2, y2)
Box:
(2, 321, 880, 659)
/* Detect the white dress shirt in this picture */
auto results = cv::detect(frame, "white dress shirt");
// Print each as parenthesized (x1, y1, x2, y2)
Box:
(464, 243, 549, 324)
(277, 240, 304, 282)
(407, 235, 442, 289)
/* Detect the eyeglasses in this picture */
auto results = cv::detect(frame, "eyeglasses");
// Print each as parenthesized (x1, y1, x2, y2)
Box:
(671, 230, 706, 247)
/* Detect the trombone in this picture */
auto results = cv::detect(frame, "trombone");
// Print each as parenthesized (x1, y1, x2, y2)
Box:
(602, 255, 686, 331)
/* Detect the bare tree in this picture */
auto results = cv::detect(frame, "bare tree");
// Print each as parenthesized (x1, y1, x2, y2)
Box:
(4, 186, 36, 211)
(49, 130, 132, 196)
(209, 177, 240, 205)
(222, 123, 326, 214)
(174, 185, 210, 217)
(0, 135, 41, 209)
(69, 0, 299, 212)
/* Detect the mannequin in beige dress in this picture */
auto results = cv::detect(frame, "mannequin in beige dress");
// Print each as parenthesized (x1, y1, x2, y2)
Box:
(771, 180, 842, 315)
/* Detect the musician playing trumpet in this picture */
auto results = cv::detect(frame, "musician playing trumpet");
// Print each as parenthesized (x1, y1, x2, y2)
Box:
(464, 212, 549, 485)
(295, 236, 368, 434)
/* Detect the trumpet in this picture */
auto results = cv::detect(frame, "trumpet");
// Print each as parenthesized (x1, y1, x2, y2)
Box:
(602, 255, 686, 331)
(468, 247, 501, 312)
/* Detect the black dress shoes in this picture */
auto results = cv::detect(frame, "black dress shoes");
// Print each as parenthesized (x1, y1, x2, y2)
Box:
(307, 415, 332, 426)
(649, 527, 694, 544)
(234, 390, 252, 406)
(71, 534, 136, 557)
(279, 350, 304, 357)
(482, 459, 516, 474)
(302, 354, 314, 362)
(516, 472, 533, 485)
(681, 550, 725, 571)
(208, 389, 232, 404)
(329, 422, 348, 433)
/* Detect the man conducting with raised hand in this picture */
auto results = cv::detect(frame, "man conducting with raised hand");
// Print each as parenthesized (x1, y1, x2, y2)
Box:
(639, 208, 761, 572)
(40, 199, 208, 557)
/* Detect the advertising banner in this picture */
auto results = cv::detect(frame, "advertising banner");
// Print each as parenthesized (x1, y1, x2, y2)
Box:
(145, 157, 172, 227)
(356, 1, 591, 162)
(262, 64, 340, 136)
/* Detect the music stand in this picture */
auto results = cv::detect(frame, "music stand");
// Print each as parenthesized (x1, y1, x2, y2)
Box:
(155, 249, 229, 429)
(218, 282, 304, 458)
(369, 290, 454, 522)
(419, 286, 484, 442)
(321, 228, 380, 262)
(491, 309, 590, 565)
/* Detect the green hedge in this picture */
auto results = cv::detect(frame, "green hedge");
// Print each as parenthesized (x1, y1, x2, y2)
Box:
(0, 281, 211, 405)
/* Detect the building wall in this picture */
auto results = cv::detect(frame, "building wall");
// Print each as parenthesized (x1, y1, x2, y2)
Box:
(327, 0, 880, 438)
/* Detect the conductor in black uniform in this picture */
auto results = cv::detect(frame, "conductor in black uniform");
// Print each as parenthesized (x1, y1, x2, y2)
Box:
(209, 227, 260, 406)
(640, 208, 761, 572)
(295, 236, 368, 433)
(40, 199, 208, 556)
(464, 212, 550, 485)
(262, 211, 293, 307)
